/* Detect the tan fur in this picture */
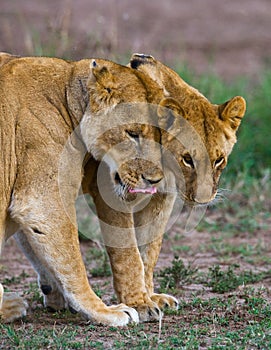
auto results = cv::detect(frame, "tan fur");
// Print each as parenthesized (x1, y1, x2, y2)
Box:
(0, 52, 246, 326)
(129, 54, 246, 205)
(0, 54, 170, 325)
(110, 53, 246, 311)
(80, 54, 246, 319)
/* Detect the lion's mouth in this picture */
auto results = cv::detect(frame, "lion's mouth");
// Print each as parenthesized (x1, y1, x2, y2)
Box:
(114, 172, 157, 195)
(128, 187, 157, 194)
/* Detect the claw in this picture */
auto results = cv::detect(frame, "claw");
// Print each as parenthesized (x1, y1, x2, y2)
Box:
(123, 307, 139, 324)
(154, 306, 161, 316)
(123, 310, 131, 321)
(108, 304, 139, 324)
(174, 300, 179, 310)
(150, 293, 179, 311)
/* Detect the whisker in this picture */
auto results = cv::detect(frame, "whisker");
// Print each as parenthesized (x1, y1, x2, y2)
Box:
(208, 188, 230, 206)
(218, 188, 231, 193)
(217, 188, 230, 199)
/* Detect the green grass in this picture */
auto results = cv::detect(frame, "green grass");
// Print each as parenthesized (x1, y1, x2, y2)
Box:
(157, 256, 198, 293)
(0, 324, 105, 349)
(1, 260, 271, 349)
(85, 247, 112, 278)
(157, 258, 271, 294)
(205, 265, 270, 293)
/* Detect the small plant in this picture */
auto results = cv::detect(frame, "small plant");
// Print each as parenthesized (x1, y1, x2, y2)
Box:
(206, 265, 270, 293)
(158, 256, 198, 292)
(207, 265, 240, 293)
(25, 282, 43, 305)
(3, 271, 29, 286)
(87, 247, 112, 277)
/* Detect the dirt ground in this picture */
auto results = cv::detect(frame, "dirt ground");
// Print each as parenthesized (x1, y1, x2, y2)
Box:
(1, 0, 271, 79)
(1, 206, 271, 348)
(1, 0, 271, 348)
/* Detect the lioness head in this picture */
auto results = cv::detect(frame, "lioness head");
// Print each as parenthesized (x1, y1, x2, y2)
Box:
(129, 54, 246, 205)
(80, 59, 166, 198)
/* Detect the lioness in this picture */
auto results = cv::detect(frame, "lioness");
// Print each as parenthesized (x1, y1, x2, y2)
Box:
(64, 54, 247, 322)
(0, 53, 246, 325)
(0, 54, 172, 325)
(100, 53, 246, 312)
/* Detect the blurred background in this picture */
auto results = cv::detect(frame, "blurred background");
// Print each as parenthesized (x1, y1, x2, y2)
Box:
(1, 0, 271, 79)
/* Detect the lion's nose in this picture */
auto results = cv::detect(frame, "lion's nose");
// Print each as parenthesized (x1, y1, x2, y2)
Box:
(142, 173, 163, 185)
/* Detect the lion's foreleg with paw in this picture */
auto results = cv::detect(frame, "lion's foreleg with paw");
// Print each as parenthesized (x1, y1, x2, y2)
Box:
(5, 198, 138, 326)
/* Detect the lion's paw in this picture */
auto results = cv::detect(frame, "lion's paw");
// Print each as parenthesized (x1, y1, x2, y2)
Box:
(93, 304, 139, 326)
(134, 300, 163, 322)
(150, 293, 179, 310)
(0, 292, 28, 323)
(108, 304, 139, 324)
(41, 284, 67, 311)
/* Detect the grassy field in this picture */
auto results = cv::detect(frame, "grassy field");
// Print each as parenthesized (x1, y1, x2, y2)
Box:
(0, 60, 271, 349)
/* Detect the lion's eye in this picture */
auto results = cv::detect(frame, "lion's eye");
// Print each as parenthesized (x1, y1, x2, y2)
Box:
(215, 156, 225, 168)
(126, 130, 139, 141)
(182, 153, 194, 168)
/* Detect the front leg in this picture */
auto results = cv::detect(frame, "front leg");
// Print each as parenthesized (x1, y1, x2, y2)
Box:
(106, 246, 162, 321)
(134, 192, 179, 310)
(139, 238, 179, 310)
(91, 190, 161, 322)
(10, 197, 138, 326)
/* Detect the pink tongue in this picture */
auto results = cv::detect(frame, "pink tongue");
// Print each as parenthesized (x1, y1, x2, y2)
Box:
(129, 187, 157, 194)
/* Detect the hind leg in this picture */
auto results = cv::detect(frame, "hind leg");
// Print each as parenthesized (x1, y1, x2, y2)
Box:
(15, 231, 66, 311)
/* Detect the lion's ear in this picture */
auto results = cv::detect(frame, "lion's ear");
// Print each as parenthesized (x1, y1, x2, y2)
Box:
(218, 96, 246, 131)
(129, 53, 165, 90)
(157, 97, 186, 131)
(129, 53, 156, 69)
(89, 60, 114, 91)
